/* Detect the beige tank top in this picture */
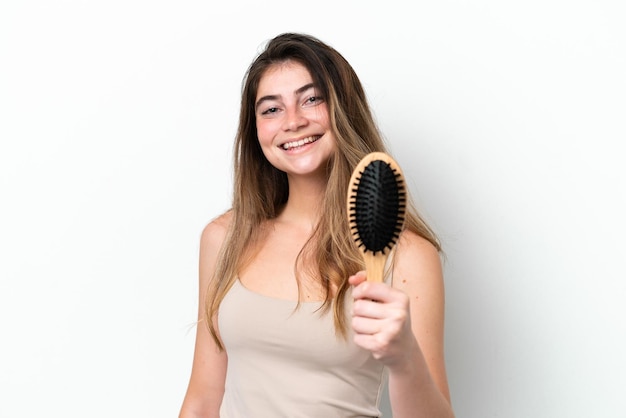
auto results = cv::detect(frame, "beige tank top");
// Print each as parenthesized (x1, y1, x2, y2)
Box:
(218, 279, 386, 417)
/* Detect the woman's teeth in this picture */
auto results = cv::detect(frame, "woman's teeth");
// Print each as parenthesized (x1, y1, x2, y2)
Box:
(281, 136, 320, 150)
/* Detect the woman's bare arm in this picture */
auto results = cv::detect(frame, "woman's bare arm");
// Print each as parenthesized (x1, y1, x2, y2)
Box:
(179, 217, 230, 418)
(350, 231, 454, 417)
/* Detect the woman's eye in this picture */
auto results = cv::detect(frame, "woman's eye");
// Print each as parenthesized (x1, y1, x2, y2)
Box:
(305, 96, 323, 105)
(261, 107, 279, 115)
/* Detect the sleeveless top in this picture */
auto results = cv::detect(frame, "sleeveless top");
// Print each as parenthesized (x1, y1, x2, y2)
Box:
(218, 279, 386, 417)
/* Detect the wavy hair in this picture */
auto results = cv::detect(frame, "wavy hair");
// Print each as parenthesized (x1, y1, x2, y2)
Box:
(206, 33, 440, 349)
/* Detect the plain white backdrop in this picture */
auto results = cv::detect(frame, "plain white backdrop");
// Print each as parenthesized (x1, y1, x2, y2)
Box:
(1, 1, 624, 417)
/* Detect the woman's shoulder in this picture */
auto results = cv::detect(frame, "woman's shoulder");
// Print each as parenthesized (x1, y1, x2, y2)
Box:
(393, 229, 443, 288)
(200, 210, 233, 250)
(396, 229, 441, 261)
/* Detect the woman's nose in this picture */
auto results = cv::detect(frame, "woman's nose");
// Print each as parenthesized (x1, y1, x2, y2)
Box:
(283, 107, 307, 131)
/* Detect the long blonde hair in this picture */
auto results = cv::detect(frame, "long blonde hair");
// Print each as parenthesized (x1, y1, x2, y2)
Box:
(206, 33, 440, 349)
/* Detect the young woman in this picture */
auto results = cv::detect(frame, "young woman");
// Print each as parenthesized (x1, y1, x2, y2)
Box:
(179, 33, 454, 418)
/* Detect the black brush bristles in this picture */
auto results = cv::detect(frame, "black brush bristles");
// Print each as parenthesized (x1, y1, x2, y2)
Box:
(347, 153, 407, 256)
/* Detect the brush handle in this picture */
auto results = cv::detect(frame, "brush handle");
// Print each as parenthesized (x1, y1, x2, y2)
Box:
(362, 251, 388, 283)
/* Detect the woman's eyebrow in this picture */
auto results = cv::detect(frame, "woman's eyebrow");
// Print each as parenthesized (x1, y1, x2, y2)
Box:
(255, 83, 317, 111)
(255, 94, 278, 111)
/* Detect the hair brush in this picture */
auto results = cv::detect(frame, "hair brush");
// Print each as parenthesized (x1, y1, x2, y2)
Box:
(347, 152, 407, 282)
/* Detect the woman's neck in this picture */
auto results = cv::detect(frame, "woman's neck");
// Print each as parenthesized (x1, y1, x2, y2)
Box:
(278, 174, 327, 228)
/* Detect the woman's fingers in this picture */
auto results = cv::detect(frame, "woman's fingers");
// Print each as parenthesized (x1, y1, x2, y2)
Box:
(352, 279, 408, 306)
(348, 271, 367, 286)
(351, 315, 381, 335)
(352, 299, 407, 334)
(350, 273, 414, 364)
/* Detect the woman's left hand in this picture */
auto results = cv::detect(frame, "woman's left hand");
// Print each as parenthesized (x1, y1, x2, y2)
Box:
(349, 271, 419, 371)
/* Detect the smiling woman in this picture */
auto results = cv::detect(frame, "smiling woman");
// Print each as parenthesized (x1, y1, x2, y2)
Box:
(178, 32, 455, 418)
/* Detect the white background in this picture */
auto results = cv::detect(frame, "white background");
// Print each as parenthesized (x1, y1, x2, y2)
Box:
(1, 1, 625, 417)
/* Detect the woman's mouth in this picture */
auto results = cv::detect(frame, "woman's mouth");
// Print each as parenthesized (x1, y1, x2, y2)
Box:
(280, 135, 321, 150)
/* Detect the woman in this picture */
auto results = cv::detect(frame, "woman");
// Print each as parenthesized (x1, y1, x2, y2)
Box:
(179, 32, 454, 417)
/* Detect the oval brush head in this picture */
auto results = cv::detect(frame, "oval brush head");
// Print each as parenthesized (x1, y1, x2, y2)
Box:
(347, 152, 407, 282)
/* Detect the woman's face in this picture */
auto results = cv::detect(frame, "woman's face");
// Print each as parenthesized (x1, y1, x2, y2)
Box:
(254, 60, 336, 179)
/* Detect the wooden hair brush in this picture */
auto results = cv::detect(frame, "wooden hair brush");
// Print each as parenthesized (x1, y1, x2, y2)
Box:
(347, 152, 407, 282)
